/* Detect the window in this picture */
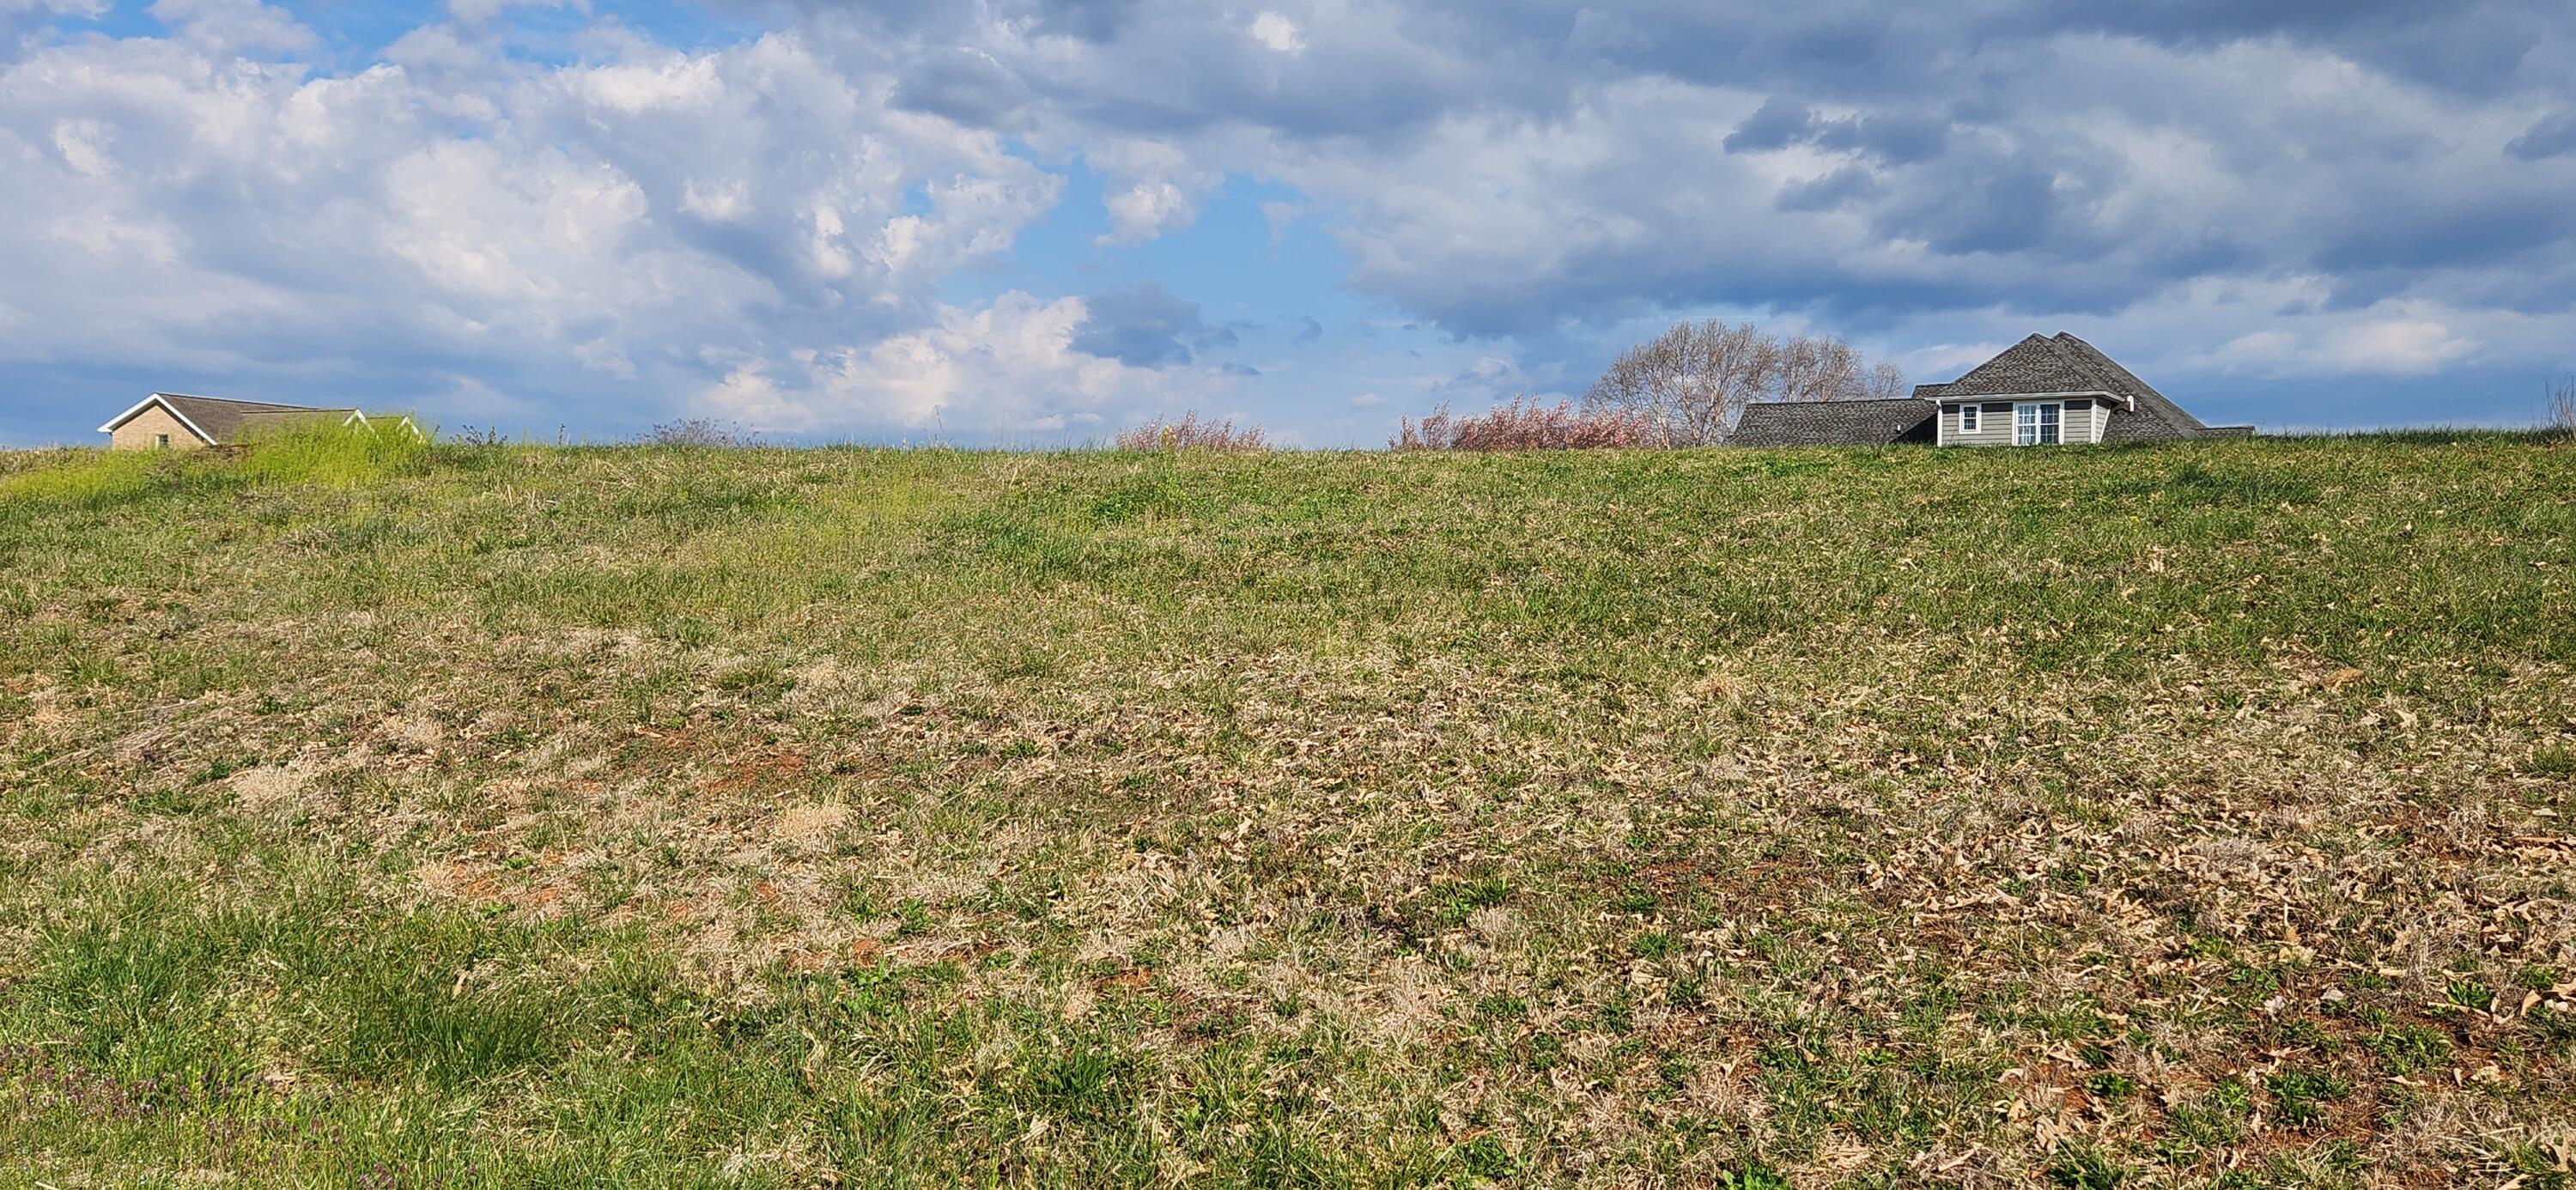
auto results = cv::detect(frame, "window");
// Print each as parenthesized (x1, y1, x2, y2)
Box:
(2014, 402, 2062, 446)
(1959, 404, 1980, 434)
(154, 434, 171, 450)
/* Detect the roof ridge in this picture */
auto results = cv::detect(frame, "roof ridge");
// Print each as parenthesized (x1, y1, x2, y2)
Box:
(2042, 334, 2121, 392)
(157, 392, 348, 412)
(1757, 396, 1935, 406)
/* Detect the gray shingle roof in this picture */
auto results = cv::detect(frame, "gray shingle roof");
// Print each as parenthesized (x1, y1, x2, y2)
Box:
(1930, 334, 2235, 441)
(1721, 334, 2244, 448)
(1729, 398, 1937, 447)
(135, 394, 357, 445)
(2050, 335, 2213, 441)
(1937, 334, 2106, 398)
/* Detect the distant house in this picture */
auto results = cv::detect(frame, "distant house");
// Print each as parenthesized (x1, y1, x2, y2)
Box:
(1730, 333, 2252, 447)
(98, 393, 415, 451)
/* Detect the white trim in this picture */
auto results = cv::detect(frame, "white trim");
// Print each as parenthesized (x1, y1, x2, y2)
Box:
(2013, 400, 2064, 446)
(1973, 387, 2135, 415)
(1959, 404, 1981, 435)
(96, 393, 216, 445)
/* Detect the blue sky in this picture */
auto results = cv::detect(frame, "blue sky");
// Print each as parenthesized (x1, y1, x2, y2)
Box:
(3, 0, 2574, 446)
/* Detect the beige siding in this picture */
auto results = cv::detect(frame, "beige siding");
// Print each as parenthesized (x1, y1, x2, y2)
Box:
(108, 404, 209, 452)
(1939, 402, 2017, 446)
(1941, 398, 2111, 446)
(2061, 397, 2102, 443)
(2062, 399, 2098, 444)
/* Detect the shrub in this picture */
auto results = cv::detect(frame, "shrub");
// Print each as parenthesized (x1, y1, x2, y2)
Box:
(1391, 398, 1663, 451)
(1113, 412, 1270, 452)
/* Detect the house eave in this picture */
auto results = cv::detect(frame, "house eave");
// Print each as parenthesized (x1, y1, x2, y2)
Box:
(1938, 390, 2128, 409)
(96, 393, 219, 445)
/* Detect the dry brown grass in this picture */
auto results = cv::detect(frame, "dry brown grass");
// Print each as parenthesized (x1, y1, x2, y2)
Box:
(1392, 398, 1665, 451)
(1112, 410, 1271, 451)
(0, 435, 2569, 1186)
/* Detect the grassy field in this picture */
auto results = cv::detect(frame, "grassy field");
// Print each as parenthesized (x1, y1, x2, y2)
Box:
(1, 432, 2572, 1187)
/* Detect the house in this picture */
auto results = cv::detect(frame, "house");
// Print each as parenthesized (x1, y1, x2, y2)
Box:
(98, 393, 416, 451)
(1730, 333, 2252, 447)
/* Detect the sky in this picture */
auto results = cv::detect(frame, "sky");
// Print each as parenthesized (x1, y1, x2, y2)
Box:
(4, 0, 2576, 447)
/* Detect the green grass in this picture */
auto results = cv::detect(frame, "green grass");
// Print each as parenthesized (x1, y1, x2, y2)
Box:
(231, 416, 432, 488)
(1, 433, 2572, 1186)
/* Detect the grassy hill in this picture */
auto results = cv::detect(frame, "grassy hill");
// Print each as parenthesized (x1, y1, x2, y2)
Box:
(2, 434, 2572, 1187)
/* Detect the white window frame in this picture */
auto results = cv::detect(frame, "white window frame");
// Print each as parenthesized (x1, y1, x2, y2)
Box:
(2014, 401, 2063, 446)
(1959, 404, 1980, 434)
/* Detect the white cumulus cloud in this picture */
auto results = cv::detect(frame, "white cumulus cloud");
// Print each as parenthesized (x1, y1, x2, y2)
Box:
(702, 292, 1236, 434)
(0, 14, 1242, 438)
(1099, 179, 1198, 245)
(1250, 12, 1305, 54)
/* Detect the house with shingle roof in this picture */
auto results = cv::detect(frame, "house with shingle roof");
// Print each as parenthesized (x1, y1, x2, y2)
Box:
(98, 393, 416, 451)
(1730, 333, 2251, 447)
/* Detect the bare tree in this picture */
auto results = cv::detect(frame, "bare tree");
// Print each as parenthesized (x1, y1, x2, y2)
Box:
(1863, 361, 1910, 402)
(1773, 334, 1871, 404)
(1583, 321, 1911, 444)
(1583, 320, 1778, 446)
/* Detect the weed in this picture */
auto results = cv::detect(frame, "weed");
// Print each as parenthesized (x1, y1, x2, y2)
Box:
(2368, 1023, 2451, 1073)
(2265, 1069, 2349, 1128)
(1431, 877, 1510, 925)
(2447, 978, 2494, 1012)
(2047, 1144, 2130, 1189)
(1454, 1135, 1516, 1179)
(1714, 1165, 1790, 1190)
(2527, 746, 2576, 778)
(2085, 1072, 2139, 1100)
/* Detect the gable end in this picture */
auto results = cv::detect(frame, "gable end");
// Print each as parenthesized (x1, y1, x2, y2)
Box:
(98, 395, 218, 446)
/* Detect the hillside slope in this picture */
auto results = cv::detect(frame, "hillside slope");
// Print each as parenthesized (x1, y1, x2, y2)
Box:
(3, 437, 2572, 1187)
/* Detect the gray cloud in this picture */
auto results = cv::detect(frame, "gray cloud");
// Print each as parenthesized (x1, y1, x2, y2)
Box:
(1071, 282, 1224, 367)
(892, 47, 1035, 126)
(1727, 100, 1947, 164)
(2510, 112, 2576, 161)
(1775, 164, 1881, 214)
(1722, 96, 1813, 154)
(793, 0, 2576, 347)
